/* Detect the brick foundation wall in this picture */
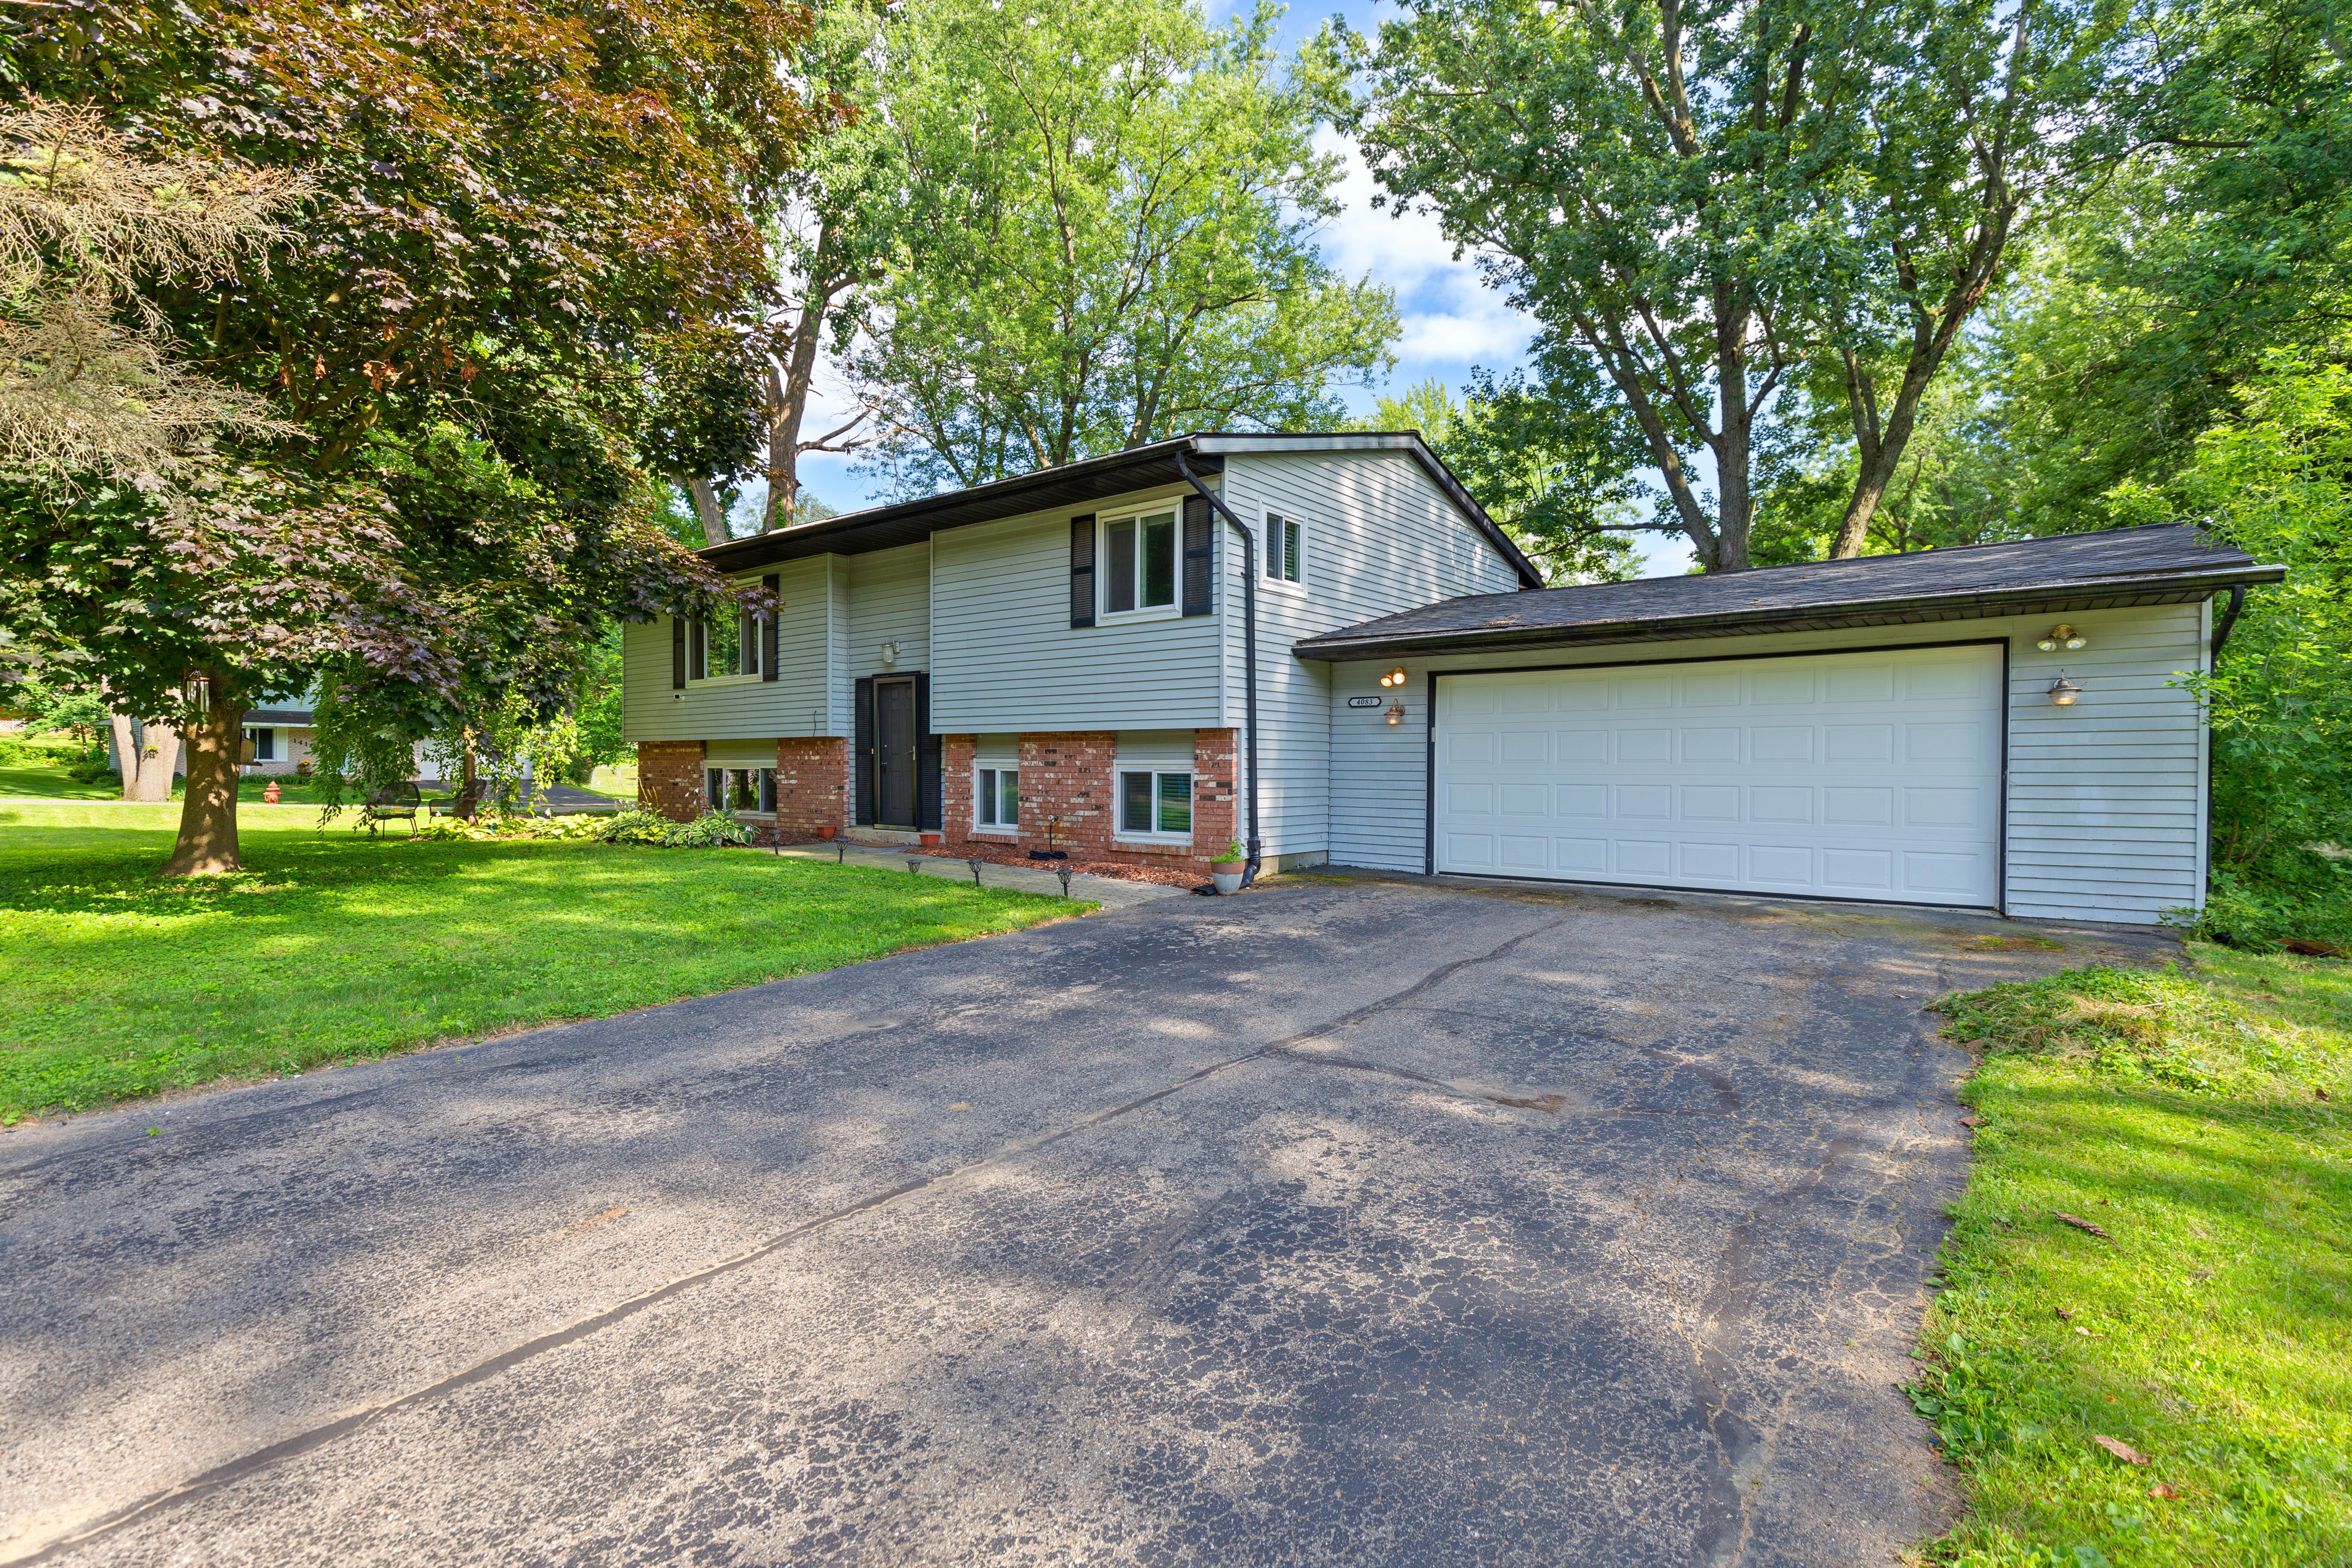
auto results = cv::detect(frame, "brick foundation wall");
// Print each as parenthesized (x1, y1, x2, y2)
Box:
(638, 740, 705, 823)
(940, 736, 981, 845)
(1013, 732, 1117, 858)
(1192, 728, 1241, 864)
(774, 737, 848, 836)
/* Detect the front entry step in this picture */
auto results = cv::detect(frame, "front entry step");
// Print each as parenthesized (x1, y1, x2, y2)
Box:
(841, 827, 922, 846)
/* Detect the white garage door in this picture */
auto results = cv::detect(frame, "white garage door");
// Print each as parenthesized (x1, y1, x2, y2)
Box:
(1433, 645, 2003, 906)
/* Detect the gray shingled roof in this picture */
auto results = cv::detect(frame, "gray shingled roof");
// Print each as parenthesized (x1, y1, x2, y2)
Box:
(1294, 524, 2285, 661)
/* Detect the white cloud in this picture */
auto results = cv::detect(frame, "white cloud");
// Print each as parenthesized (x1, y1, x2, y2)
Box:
(1311, 128, 1533, 387)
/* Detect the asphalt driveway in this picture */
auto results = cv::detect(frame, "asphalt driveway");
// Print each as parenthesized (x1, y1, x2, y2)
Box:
(0, 875, 2170, 1566)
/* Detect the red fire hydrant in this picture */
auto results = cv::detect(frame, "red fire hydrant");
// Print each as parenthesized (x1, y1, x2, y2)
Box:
(262, 779, 282, 805)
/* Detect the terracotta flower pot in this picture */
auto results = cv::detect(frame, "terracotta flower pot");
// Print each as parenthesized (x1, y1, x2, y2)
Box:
(817, 825, 836, 840)
(1209, 859, 1245, 895)
(920, 831, 943, 847)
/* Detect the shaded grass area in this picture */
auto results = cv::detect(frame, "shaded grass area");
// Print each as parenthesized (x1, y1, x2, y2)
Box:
(0, 801, 1083, 1123)
(1919, 949, 2352, 1566)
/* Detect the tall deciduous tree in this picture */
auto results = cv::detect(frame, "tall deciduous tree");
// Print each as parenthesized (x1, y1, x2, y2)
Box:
(854, 0, 1399, 493)
(1331, 0, 2116, 569)
(1, 0, 808, 872)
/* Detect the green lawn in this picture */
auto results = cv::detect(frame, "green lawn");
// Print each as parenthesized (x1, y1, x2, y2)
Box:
(0, 731, 116, 800)
(1918, 948, 2352, 1567)
(0, 800, 1084, 1123)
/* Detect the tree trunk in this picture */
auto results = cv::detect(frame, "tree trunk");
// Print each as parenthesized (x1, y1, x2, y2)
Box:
(687, 477, 729, 546)
(453, 731, 482, 820)
(130, 721, 182, 802)
(161, 692, 244, 877)
(109, 711, 139, 799)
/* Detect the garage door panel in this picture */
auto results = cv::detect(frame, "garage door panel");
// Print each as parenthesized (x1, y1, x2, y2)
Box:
(1680, 785, 1741, 822)
(1434, 646, 2001, 907)
(1615, 840, 1671, 876)
(1682, 727, 1741, 762)
(1750, 786, 1813, 824)
(1748, 844, 1814, 884)
(1823, 787, 1895, 827)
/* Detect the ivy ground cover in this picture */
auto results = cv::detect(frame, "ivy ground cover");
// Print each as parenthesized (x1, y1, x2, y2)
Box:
(0, 802, 1081, 1124)
(1918, 949, 2352, 1566)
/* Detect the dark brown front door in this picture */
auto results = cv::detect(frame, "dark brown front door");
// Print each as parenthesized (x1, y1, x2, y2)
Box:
(876, 677, 917, 827)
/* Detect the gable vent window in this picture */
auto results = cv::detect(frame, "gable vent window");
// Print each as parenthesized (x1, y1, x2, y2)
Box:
(690, 608, 763, 681)
(1265, 513, 1302, 584)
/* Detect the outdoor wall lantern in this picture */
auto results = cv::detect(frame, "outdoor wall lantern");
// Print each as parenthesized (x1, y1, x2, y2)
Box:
(2047, 674, 2083, 707)
(880, 640, 901, 667)
(2036, 624, 2087, 653)
(1385, 701, 1406, 725)
(1378, 667, 1408, 688)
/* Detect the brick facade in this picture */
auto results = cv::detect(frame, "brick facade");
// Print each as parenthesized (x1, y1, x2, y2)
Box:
(637, 740, 705, 823)
(1191, 728, 1241, 865)
(930, 728, 1238, 869)
(773, 737, 848, 836)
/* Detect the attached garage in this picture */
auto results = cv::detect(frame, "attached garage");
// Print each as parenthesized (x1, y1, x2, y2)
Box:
(1433, 645, 2003, 906)
(1300, 526, 2288, 926)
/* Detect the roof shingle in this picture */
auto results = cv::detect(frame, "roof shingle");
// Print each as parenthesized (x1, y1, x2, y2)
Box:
(1294, 525, 2284, 660)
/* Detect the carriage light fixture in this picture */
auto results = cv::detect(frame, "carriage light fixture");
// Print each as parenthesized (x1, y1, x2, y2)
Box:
(1378, 667, 1407, 688)
(1385, 701, 1406, 725)
(2047, 674, 2082, 707)
(880, 640, 901, 667)
(2036, 624, 2087, 653)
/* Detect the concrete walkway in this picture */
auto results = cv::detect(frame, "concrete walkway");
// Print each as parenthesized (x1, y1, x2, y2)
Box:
(766, 837, 1189, 908)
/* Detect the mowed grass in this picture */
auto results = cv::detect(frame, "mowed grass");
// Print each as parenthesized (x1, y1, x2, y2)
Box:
(1918, 947, 2352, 1567)
(0, 801, 1083, 1123)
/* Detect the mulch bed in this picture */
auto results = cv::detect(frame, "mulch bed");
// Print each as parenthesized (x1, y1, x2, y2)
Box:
(763, 834, 1210, 890)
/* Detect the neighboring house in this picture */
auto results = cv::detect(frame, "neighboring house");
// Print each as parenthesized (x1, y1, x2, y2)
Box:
(624, 432, 2282, 926)
(239, 704, 316, 776)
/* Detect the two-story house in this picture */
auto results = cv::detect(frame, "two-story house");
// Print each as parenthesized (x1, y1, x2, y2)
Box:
(624, 433, 1535, 875)
(624, 430, 2282, 925)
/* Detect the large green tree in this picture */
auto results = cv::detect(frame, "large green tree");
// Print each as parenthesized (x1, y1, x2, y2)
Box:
(1, 0, 809, 871)
(1330, 0, 2118, 570)
(853, 0, 1399, 493)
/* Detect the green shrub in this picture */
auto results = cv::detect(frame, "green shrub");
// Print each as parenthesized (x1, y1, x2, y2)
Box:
(2169, 849, 2352, 955)
(596, 808, 674, 845)
(595, 808, 749, 848)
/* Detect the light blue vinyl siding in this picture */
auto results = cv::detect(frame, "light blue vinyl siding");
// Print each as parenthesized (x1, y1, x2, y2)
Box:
(1217, 450, 1525, 864)
(929, 490, 1226, 734)
(1323, 603, 2213, 925)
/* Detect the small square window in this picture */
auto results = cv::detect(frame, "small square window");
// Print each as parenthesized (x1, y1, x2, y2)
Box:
(709, 767, 773, 812)
(1102, 511, 1179, 615)
(690, 608, 761, 679)
(1120, 770, 1192, 836)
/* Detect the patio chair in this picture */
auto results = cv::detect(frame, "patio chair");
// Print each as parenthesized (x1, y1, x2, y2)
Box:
(363, 781, 424, 837)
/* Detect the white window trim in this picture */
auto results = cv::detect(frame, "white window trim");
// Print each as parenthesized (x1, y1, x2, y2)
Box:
(1097, 508, 1185, 623)
(1263, 511, 1306, 593)
(1113, 767, 1196, 844)
(688, 610, 765, 682)
(971, 763, 1021, 834)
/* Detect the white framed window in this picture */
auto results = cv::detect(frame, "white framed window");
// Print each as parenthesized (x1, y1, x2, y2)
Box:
(707, 767, 775, 813)
(690, 610, 762, 680)
(1265, 512, 1302, 585)
(975, 765, 1020, 829)
(1118, 770, 1192, 838)
(1102, 509, 1179, 616)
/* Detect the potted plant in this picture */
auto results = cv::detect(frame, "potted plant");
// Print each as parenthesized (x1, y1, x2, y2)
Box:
(1209, 839, 1246, 895)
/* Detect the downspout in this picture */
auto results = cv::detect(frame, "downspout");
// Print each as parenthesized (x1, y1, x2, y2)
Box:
(1174, 451, 1261, 887)
(2210, 583, 2246, 657)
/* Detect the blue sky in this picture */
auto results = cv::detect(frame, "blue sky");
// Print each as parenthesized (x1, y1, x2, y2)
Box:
(789, 0, 1696, 577)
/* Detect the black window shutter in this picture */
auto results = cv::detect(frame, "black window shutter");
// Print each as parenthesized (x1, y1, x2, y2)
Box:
(1182, 495, 1213, 616)
(914, 671, 942, 831)
(672, 615, 687, 689)
(1069, 515, 1096, 628)
(854, 676, 876, 826)
(760, 574, 781, 681)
